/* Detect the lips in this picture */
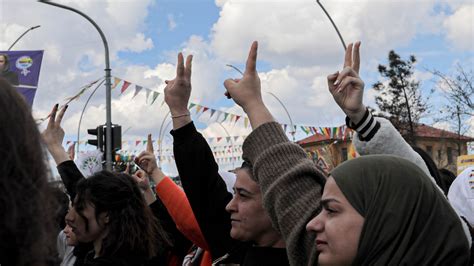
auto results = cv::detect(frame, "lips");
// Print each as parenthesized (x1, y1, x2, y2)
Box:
(315, 239, 328, 250)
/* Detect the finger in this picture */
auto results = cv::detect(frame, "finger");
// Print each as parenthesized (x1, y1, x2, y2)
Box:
(353, 41, 361, 74)
(48, 104, 59, 128)
(244, 41, 258, 75)
(343, 43, 354, 69)
(223, 78, 236, 90)
(336, 76, 364, 93)
(176, 53, 184, 78)
(327, 71, 339, 94)
(56, 105, 68, 125)
(146, 134, 154, 153)
(185, 55, 193, 80)
(334, 67, 358, 87)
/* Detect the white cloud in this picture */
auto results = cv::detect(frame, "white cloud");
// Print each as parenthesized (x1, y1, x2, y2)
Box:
(443, 4, 474, 51)
(210, 0, 442, 68)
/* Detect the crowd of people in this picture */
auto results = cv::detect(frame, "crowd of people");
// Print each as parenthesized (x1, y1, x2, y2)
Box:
(0, 41, 472, 266)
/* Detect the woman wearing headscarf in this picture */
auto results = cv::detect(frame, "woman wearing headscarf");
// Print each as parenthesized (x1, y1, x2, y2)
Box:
(222, 41, 470, 265)
(306, 155, 469, 265)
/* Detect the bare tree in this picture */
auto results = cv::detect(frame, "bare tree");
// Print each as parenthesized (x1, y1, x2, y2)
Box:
(431, 64, 473, 154)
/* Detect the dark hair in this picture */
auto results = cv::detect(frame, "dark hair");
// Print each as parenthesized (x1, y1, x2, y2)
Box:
(0, 78, 56, 265)
(74, 170, 170, 258)
(49, 185, 70, 233)
(438, 168, 456, 192)
(412, 146, 448, 195)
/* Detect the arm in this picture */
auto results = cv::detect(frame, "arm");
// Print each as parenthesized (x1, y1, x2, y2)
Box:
(326, 42, 436, 187)
(225, 41, 325, 266)
(135, 134, 212, 253)
(162, 53, 236, 258)
(155, 176, 209, 250)
(171, 122, 235, 259)
(42, 104, 85, 199)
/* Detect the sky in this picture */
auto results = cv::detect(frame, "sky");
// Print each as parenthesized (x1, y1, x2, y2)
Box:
(1, 0, 473, 176)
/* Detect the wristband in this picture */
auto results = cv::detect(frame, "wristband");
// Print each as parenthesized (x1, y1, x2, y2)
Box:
(171, 112, 190, 119)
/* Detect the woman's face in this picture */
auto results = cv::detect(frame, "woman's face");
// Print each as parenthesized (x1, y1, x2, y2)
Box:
(65, 200, 108, 244)
(63, 223, 78, 246)
(306, 176, 364, 266)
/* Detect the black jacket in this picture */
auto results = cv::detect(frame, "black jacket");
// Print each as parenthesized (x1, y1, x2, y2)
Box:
(171, 122, 289, 265)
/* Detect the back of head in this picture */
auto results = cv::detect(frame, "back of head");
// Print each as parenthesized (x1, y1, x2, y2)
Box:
(330, 155, 469, 265)
(412, 146, 448, 194)
(439, 168, 457, 191)
(0, 78, 56, 265)
(74, 170, 169, 258)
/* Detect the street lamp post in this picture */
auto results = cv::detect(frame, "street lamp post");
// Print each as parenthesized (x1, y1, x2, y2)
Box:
(316, 0, 347, 51)
(7, 25, 41, 51)
(38, 0, 114, 170)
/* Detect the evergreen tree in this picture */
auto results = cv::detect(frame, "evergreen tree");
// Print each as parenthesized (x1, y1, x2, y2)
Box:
(373, 50, 427, 144)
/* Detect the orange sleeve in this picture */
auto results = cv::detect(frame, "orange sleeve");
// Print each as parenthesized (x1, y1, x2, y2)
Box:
(156, 177, 210, 250)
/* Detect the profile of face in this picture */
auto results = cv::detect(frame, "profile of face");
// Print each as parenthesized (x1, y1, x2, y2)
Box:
(225, 168, 277, 245)
(0, 55, 6, 71)
(65, 200, 108, 244)
(63, 223, 78, 246)
(306, 176, 364, 266)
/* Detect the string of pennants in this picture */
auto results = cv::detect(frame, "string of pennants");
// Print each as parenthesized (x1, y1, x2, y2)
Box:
(110, 76, 351, 138)
(52, 76, 352, 138)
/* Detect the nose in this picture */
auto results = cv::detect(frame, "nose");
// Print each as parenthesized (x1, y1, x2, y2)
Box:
(306, 212, 324, 233)
(225, 195, 238, 213)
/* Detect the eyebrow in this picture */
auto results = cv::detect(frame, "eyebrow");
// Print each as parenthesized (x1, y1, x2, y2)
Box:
(321, 198, 341, 207)
(234, 187, 254, 195)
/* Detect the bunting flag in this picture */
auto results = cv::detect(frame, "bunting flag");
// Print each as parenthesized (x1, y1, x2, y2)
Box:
(132, 85, 143, 98)
(112, 77, 121, 89)
(195, 105, 203, 114)
(145, 90, 151, 103)
(120, 81, 131, 94)
(189, 103, 196, 109)
(202, 107, 209, 113)
(151, 91, 160, 105)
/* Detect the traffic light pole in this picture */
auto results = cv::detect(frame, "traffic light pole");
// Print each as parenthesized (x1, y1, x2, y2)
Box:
(39, 0, 114, 170)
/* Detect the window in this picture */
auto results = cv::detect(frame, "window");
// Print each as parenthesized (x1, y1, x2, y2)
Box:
(447, 147, 453, 164)
(437, 149, 442, 161)
(341, 148, 348, 162)
(426, 146, 433, 157)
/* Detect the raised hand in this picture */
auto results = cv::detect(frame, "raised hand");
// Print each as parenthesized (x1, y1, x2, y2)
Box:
(135, 134, 159, 176)
(223, 41, 263, 113)
(328, 42, 366, 124)
(41, 104, 70, 165)
(131, 169, 151, 191)
(164, 53, 193, 115)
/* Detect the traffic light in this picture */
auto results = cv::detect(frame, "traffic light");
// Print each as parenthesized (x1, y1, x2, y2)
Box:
(87, 126, 104, 151)
(87, 124, 122, 152)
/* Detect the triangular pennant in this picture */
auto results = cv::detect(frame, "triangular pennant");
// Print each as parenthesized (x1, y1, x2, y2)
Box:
(132, 85, 143, 98)
(189, 103, 196, 109)
(195, 105, 203, 114)
(202, 107, 209, 113)
(226, 137, 231, 143)
(121, 81, 131, 94)
(234, 136, 239, 142)
(151, 91, 160, 105)
(112, 77, 121, 89)
(217, 137, 222, 142)
(244, 117, 249, 128)
(222, 113, 229, 122)
(135, 140, 141, 146)
(210, 109, 216, 118)
(234, 115, 241, 123)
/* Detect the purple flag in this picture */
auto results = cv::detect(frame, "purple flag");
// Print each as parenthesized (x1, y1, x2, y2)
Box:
(0, 50, 44, 106)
